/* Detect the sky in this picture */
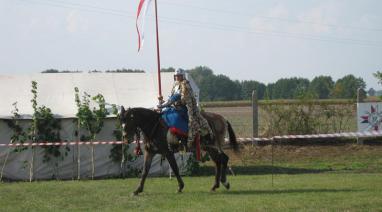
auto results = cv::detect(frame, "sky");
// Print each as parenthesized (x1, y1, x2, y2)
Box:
(0, 0, 381, 89)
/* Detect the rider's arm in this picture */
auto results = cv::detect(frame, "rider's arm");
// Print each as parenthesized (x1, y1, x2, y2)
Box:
(158, 93, 181, 108)
(180, 81, 191, 105)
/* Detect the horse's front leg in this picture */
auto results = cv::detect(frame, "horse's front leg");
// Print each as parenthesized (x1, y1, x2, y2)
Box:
(165, 151, 184, 193)
(133, 150, 154, 196)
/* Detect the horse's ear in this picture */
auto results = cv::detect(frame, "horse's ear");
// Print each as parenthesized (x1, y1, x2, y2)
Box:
(121, 106, 125, 114)
(119, 106, 126, 120)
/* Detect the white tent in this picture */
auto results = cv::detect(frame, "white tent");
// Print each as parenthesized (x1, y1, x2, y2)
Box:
(0, 72, 198, 180)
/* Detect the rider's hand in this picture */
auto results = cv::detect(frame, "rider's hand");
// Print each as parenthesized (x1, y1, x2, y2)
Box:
(158, 96, 165, 104)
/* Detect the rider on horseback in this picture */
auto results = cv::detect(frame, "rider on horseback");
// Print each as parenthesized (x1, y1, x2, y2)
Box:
(158, 68, 213, 148)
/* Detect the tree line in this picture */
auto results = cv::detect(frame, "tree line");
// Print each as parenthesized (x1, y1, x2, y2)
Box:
(187, 66, 367, 101)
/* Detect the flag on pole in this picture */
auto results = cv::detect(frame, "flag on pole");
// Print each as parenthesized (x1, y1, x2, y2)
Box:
(136, 0, 153, 52)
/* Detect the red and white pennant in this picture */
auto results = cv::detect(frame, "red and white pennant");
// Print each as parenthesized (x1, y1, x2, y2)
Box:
(136, 0, 153, 52)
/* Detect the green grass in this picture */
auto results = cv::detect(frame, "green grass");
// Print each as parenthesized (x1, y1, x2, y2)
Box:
(1, 145, 381, 211)
(233, 145, 382, 174)
(1, 173, 382, 211)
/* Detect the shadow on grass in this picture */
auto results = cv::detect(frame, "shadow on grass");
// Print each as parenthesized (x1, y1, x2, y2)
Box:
(195, 165, 332, 176)
(222, 188, 359, 195)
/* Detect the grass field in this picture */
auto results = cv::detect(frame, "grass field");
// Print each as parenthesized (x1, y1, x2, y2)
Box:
(1, 145, 382, 211)
(1, 173, 381, 211)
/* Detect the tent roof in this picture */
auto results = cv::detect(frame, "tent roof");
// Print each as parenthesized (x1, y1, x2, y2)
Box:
(0, 72, 199, 119)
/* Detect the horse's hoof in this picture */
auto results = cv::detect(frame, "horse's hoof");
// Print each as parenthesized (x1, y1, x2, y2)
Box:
(133, 188, 143, 196)
(177, 185, 184, 193)
(210, 185, 219, 192)
(222, 182, 230, 190)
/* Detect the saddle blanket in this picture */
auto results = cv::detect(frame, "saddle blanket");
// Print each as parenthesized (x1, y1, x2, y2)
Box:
(161, 107, 188, 137)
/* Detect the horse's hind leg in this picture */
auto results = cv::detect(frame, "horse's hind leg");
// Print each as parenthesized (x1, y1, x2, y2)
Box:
(206, 148, 221, 191)
(165, 151, 184, 193)
(220, 152, 230, 190)
(133, 151, 154, 196)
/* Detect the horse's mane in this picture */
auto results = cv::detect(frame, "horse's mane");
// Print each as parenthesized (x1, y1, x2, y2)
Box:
(130, 107, 159, 115)
(130, 107, 160, 121)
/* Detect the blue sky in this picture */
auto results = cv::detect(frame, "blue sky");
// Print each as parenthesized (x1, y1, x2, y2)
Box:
(0, 0, 381, 89)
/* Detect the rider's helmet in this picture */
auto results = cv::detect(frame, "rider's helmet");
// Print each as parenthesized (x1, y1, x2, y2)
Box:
(174, 68, 186, 77)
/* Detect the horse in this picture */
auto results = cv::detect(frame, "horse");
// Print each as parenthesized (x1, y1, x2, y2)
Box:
(119, 106, 239, 195)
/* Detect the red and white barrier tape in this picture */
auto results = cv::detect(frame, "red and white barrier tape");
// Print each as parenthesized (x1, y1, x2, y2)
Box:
(0, 141, 129, 147)
(226, 130, 382, 143)
(0, 131, 381, 147)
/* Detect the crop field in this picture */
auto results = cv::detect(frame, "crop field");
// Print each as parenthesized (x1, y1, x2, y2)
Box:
(205, 103, 356, 138)
(1, 144, 382, 211)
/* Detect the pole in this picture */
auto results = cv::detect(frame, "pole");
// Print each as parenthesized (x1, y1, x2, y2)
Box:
(357, 88, 366, 145)
(154, 0, 162, 97)
(252, 90, 259, 146)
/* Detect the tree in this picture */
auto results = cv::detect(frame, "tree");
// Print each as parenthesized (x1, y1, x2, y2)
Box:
(271, 77, 310, 99)
(105, 69, 145, 73)
(373, 71, 382, 85)
(309, 76, 334, 99)
(331, 75, 366, 99)
(241, 80, 266, 100)
(42, 69, 59, 73)
(160, 67, 175, 72)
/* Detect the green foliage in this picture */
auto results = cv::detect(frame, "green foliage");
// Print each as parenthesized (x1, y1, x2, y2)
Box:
(331, 74, 366, 99)
(309, 76, 334, 99)
(42, 69, 83, 73)
(5, 102, 28, 152)
(241, 80, 266, 100)
(188, 66, 241, 101)
(105, 68, 145, 73)
(160, 67, 175, 72)
(187, 66, 366, 101)
(30, 81, 68, 163)
(271, 77, 310, 99)
(261, 98, 354, 136)
(74, 88, 109, 140)
(6, 82, 68, 166)
(374, 71, 382, 84)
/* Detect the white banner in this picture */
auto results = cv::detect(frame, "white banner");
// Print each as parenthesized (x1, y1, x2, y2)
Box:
(357, 102, 382, 132)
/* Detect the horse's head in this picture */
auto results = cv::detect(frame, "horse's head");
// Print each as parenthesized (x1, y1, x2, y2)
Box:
(119, 106, 138, 141)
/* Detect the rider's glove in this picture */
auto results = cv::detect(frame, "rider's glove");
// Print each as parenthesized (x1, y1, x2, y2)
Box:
(157, 99, 174, 109)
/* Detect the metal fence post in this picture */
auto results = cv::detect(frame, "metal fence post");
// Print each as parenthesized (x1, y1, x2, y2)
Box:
(252, 90, 259, 145)
(357, 88, 366, 145)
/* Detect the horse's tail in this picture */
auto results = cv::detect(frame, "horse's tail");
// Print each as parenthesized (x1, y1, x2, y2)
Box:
(226, 121, 239, 152)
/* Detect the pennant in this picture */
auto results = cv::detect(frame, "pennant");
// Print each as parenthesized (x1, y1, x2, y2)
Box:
(136, 0, 153, 52)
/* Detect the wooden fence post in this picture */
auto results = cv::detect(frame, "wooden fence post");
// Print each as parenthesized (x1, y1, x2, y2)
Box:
(252, 90, 259, 145)
(357, 88, 366, 145)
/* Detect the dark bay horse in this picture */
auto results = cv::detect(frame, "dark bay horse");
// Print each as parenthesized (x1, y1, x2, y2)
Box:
(119, 107, 239, 195)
